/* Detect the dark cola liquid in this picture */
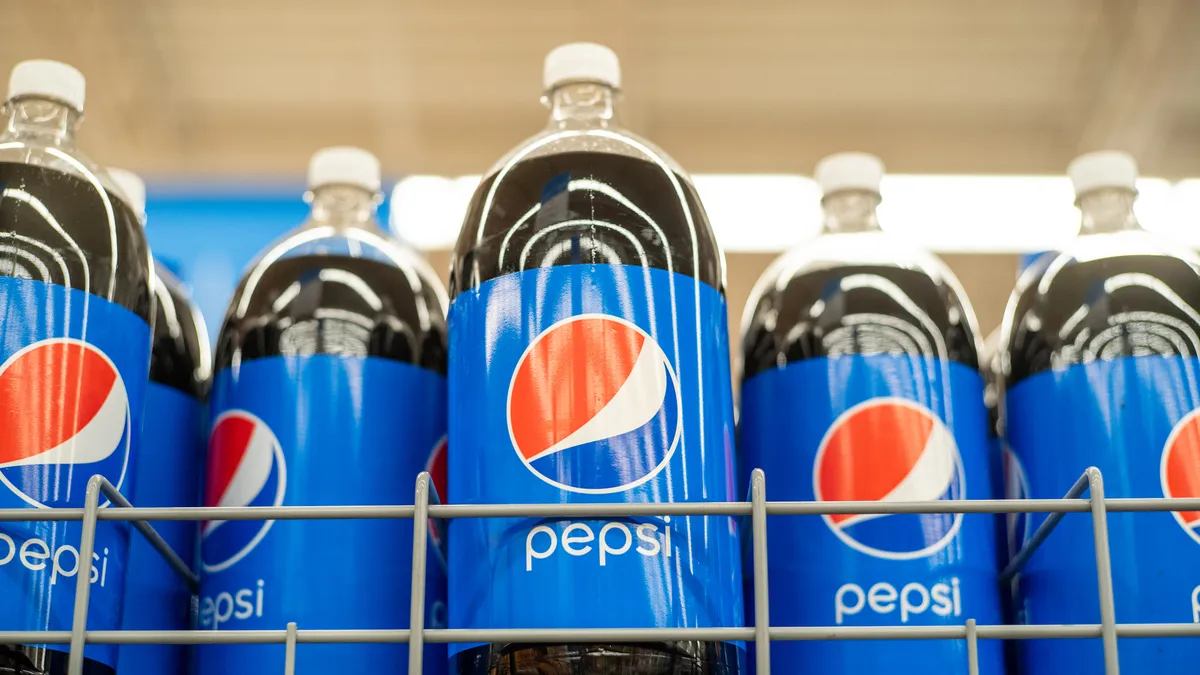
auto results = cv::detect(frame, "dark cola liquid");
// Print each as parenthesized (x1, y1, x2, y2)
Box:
(742, 263, 979, 377)
(216, 253, 447, 370)
(0, 164, 149, 675)
(450, 151, 722, 296)
(449, 152, 739, 675)
(1004, 251, 1200, 387)
(0, 162, 151, 318)
(152, 264, 208, 396)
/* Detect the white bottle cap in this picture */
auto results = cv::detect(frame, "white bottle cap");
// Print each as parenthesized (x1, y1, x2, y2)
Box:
(815, 152, 885, 196)
(543, 42, 621, 91)
(307, 146, 381, 192)
(7, 60, 85, 112)
(108, 167, 146, 220)
(1068, 150, 1138, 198)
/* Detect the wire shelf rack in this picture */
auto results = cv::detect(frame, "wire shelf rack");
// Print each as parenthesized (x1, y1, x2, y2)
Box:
(4, 466, 1200, 675)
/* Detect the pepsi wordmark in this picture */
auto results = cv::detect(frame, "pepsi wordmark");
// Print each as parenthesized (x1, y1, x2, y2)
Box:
(197, 410, 282, 630)
(817, 399, 969, 626)
(0, 279, 152, 671)
(516, 315, 681, 572)
(449, 266, 743, 654)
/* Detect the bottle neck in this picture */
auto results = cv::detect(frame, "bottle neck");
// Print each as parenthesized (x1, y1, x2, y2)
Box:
(546, 82, 619, 130)
(307, 185, 379, 229)
(0, 97, 81, 147)
(1078, 187, 1141, 236)
(820, 189, 883, 234)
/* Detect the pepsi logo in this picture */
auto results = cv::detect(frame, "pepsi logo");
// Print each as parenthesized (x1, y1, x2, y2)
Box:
(0, 338, 131, 509)
(425, 435, 448, 546)
(1003, 445, 1032, 560)
(506, 314, 682, 494)
(202, 410, 286, 573)
(813, 398, 965, 560)
(1160, 410, 1200, 545)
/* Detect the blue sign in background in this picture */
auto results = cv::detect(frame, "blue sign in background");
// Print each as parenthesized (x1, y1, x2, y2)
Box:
(1007, 356, 1200, 675)
(739, 355, 1004, 674)
(447, 265, 743, 657)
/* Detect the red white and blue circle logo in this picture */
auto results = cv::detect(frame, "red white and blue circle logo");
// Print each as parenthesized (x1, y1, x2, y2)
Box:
(506, 314, 682, 494)
(1161, 410, 1200, 545)
(202, 410, 286, 573)
(426, 434, 448, 547)
(1003, 445, 1032, 559)
(813, 398, 964, 560)
(0, 338, 131, 509)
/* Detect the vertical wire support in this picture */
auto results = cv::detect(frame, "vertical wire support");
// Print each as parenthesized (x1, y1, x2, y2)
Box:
(283, 622, 298, 675)
(750, 469, 771, 675)
(68, 476, 105, 675)
(1086, 468, 1119, 675)
(965, 618, 979, 675)
(408, 472, 432, 675)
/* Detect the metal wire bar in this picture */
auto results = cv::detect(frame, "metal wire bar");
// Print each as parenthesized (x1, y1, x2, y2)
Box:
(68, 476, 103, 675)
(283, 623, 297, 675)
(9, 467, 1196, 674)
(1086, 468, 1119, 675)
(96, 476, 198, 590)
(8, 496, 1200, 524)
(6, 622, 1200, 646)
(999, 470, 1093, 583)
(965, 619, 978, 675)
(408, 473, 432, 675)
(749, 468, 771, 675)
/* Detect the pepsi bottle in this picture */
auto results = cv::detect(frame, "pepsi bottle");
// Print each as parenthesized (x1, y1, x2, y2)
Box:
(448, 43, 743, 674)
(0, 61, 154, 675)
(1000, 151, 1200, 673)
(105, 168, 210, 675)
(738, 152, 1004, 674)
(196, 148, 449, 674)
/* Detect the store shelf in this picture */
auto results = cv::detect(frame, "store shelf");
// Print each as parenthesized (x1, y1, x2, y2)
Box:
(5, 467, 1200, 675)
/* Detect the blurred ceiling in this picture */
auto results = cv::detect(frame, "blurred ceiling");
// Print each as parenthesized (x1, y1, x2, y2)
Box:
(2, 0, 1198, 178)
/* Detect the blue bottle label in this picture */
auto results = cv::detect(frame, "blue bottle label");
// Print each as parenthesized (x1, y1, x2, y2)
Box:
(0, 276, 151, 669)
(739, 355, 1004, 673)
(1007, 356, 1200, 674)
(447, 265, 743, 657)
(118, 382, 204, 674)
(197, 355, 447, 674)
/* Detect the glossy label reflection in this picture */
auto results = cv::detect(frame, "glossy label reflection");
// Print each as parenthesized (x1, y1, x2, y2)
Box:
(0, 276, 151, 670)
(197, 355, 447, 675)
(739, 355, 1004, 674)
(447, 265, 742, 654)
(1007, 356, 1200, 674)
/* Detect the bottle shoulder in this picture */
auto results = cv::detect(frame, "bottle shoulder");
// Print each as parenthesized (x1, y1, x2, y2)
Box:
(741, 232, 981, 380)
(0, 160, 152, 321)
(151, 264, 211, 397)
(482, 124, 691, 180)
(216, 224, 448, 374)
(1001, 232, 1200, 386)
(452, 149, 721, 297)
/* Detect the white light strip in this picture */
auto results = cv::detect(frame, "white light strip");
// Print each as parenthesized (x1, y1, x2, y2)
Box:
(389, 173, 1200, 254)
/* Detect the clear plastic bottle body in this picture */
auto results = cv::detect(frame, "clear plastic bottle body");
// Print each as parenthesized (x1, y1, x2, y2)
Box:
(0, 97, 153, 675)
(1000, 188, 1200, 674)
(448, 83, 743, 674)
